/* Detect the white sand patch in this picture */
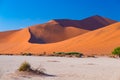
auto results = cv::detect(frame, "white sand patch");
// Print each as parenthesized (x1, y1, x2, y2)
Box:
(0, 56, 120, 80)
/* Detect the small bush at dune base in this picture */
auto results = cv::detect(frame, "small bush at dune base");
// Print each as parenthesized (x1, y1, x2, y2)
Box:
(54, 52, 66, 56)
(66, 52, 83, 57)
(18, 61, 46, 75)
(18, 61, 31, 71)
(112, 47, 120, 57)
(21, 53, 32, 56)
(53, 52, 83, 57)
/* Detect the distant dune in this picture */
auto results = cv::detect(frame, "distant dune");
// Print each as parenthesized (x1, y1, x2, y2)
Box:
(29, 24, 89, 44)
(28, 15, 116, 44)
(0, 30, 19, 43)
(21, 22, 120, 55)
(0, 15, 118, 55)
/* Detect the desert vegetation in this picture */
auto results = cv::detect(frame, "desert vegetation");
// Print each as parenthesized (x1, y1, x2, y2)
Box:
(19, 61, 31, 71)
(53, 52, 84, 57)
(21, 52, 32, 56)
(112, 47, 120, 57)
(18, 61, 46, 75)
(19, 52, 84, 58)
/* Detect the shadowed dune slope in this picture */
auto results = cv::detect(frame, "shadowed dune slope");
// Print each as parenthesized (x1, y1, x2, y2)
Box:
(47, 15, 117, 30)
(26, 22, 120, 55)
(28, 15, 117, 44)
(28, 24, 89, 44)
(0, 15, 118, 55)
(0, 22, 120, 55)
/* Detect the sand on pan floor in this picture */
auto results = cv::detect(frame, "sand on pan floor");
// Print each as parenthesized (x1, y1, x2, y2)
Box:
(0, 56, 120, 80)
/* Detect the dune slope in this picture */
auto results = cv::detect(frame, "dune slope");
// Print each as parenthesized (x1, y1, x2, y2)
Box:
(0, 15, 118, 55)
(28, 24, 89, 44)
(0, 23, 120, 55)
(24, 22, 120, 55)
(28, 15, 117, 44)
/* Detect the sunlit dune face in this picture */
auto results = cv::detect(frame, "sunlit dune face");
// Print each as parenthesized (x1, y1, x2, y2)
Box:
(0, 16, 118, 55)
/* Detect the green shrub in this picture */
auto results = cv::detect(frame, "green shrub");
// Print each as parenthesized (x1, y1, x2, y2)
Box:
(65, 52, 80, 55)
(18, 61, 46, 75)
(53, 52, 83, 57)
(54, 52, 66, 56)
(66, 52, 83, 57)
(21, 53, 32, 56)
(18, 61, 31, 71)
(112, 47, 120, 57)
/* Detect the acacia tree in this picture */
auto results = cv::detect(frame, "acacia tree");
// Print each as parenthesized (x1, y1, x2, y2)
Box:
(112, 47, 120, 57)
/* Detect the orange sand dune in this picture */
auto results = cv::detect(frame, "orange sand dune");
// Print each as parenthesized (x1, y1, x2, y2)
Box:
(47, 15, 116, 30)
(0, 30, 19, 42)
(0, 15, 118, 55)
(0, 22, 120, 55)
(29, 24, 89, 43)
(0, 28, 30, 43)
(0, 28, 31, 53)
(28, 15, 116, 44)
(26, 22, 120, 55)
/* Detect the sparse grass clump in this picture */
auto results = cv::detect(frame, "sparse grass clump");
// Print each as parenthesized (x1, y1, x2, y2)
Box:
(18, 61, 31, 71)
(86, 55, 96, 58)
(54, 52, 66, 56)
(21, 53, 32, 56)
(112, 47, 120, 57)
(18, 61, 46, 75)
(53, 52, 83, 57)
(66, 52, 83, 57)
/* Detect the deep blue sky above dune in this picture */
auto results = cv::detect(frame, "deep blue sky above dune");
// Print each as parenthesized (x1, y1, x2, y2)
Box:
(0, 0, 120, 31)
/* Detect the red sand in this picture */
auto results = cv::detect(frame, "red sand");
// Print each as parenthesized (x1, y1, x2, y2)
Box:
(0, 16, 118, 55)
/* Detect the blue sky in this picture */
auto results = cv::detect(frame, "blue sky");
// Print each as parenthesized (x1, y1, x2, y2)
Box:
(0, 0, 120, 31)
